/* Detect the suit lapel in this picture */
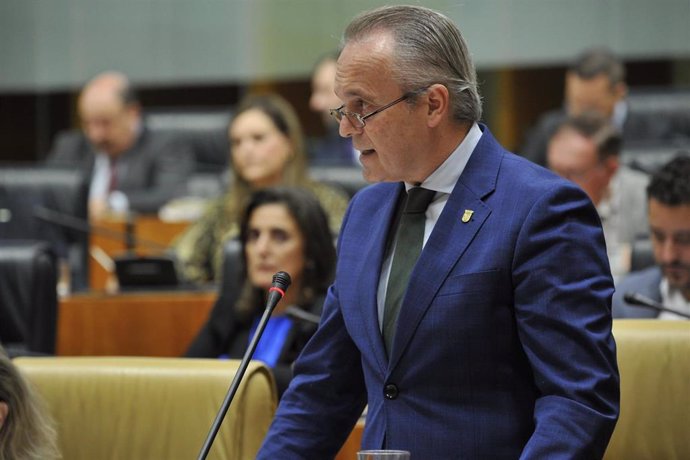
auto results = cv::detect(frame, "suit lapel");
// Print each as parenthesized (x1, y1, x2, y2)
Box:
(388, 128, 503, 369)
(354, 183, 404, 372)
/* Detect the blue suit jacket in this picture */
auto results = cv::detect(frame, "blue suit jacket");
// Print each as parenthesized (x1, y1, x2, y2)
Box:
(259, 127, 619, 459)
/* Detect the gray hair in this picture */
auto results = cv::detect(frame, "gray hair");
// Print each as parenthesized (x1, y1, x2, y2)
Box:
(342, 5, 482, 123)
(554, 111, 622, 161)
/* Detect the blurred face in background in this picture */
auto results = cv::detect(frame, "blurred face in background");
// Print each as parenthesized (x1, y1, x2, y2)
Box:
(245, 203, 305, 300)
(547, 127, 617, 205)
(310, 59, 341, 127)
(648, 199, 690, 298)
(78, 81, 140, 158)
(565, 73, 626, 119)
(230, 109, 293, 188)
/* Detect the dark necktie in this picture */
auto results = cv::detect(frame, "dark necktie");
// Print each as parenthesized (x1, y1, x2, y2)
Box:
(383, 186, 436, 355)
(107, 158, 118, 193)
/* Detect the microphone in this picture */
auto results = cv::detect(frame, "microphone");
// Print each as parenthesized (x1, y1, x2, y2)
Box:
(623, 292, 690, 319)
(33, 206, 167, 251)
(197, 271, 292, 460)
(285, 305, 321, 325)
(34, 206, 180, 288)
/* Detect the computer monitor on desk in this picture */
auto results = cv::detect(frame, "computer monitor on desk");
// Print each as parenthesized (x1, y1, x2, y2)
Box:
(114, 254, 178, 288)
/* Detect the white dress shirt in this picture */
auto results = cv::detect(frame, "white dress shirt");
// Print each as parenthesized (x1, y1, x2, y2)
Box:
(377, 123, 483, 329)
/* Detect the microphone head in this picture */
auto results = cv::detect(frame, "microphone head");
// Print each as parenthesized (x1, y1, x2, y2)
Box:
(623, 292, 648, 306)
(272, 271, 292, 291)
(623, 292, 637, 304)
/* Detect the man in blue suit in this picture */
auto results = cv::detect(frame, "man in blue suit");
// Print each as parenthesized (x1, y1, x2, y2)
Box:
(258, 5, 619, 459)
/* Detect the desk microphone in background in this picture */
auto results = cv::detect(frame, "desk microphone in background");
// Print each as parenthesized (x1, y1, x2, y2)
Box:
(623, 292, 690, 319)
(285, 305, 321, 325)
(33, 206, 167, 252)
(34, 206, 180, 288)
(197, 271, 292, 460)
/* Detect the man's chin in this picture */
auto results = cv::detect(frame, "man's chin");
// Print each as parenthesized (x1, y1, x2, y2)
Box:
(663, 270, 690, 291)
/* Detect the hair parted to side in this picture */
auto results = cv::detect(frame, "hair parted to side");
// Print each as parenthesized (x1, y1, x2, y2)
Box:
(0, 346, 60, 460)
(226, 93, 310, 219)
(647, 153, 690, 206)
(235, 186, 336, 317)
(555, 111, 622, 161)
(342, 4, 482, 123)
(569, 47, 625, 87)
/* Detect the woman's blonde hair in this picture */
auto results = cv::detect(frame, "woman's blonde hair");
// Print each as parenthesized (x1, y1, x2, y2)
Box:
(0, 347, 60, 460)
(225, 93, 310, 222)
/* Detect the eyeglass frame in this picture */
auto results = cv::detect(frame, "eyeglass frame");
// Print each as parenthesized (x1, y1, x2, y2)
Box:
(329, 86, 430, 129)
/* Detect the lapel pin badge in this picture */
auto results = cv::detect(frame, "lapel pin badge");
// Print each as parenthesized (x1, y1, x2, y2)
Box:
(461, 209, 474, 223)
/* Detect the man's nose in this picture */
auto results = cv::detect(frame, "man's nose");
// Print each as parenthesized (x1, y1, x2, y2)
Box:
(87, 125, 106, 142)
(338, 116, 360, 138)
(659, 239, 678, 264)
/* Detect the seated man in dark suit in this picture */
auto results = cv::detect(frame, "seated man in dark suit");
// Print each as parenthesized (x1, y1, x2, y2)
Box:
(307, 52, 360, 167)
(613, 153, 690, 319)
(547, 112, 649, 279)
(520, 47, 690, 167)
(46, 71, 194, 218)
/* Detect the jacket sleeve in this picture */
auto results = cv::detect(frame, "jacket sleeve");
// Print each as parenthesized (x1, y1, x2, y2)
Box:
(512, 184, 620, 459)
(257, 282, 367, 459)
(185, 291, 236, 358)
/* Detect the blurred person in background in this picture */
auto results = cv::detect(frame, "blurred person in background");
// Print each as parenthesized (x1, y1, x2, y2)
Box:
(173, 93, 349, 284)
(46, 71, 194, 218)
(520, 47, 690, 167)
(613, 153, 690, 319)
(307, 52, 359, 166)
(0, 345, 60, 460)
(547, 112, 649, 279)
(185, 187, 336, 396)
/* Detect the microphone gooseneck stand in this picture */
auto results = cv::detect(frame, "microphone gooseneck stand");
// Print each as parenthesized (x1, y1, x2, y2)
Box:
(623, 292, 690, 319)
(197, 271, 292, 460)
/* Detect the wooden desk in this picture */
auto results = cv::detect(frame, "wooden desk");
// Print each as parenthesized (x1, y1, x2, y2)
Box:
(335, 420, 365, 460)
(89, 215, 191, 290)
(57, 290, 215, 357)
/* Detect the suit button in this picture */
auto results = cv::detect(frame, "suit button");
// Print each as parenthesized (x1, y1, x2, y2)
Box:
(384, 383, 398, 400)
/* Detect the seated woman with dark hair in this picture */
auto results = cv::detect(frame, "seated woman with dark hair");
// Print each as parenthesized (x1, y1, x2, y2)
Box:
(185, 187, 336, 396)
(173, 93, 349, 285)
(0, 346, 60, 460)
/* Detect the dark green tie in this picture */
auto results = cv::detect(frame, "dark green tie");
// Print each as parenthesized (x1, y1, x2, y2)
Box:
(383, 187, 436, 355)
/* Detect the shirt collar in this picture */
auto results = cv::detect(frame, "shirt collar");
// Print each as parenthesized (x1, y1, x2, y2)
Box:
(612, 100, 627, 131)
(404, 122, 482, 194)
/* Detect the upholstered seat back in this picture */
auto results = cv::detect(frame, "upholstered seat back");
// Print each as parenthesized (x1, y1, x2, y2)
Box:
(14, 357, 277, 460)
(605, 320, 690, 459)
(0, 240, 58, 354)
(0, 166, 89, 289)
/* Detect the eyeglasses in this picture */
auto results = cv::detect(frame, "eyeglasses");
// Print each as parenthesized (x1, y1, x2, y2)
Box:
(329, 86, 429, 129)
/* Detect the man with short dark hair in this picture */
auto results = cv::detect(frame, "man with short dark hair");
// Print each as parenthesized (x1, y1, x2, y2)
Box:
(47, 71, 194, 218)
(520, 47, 686, 167)
(257, 5, 619, 459)
(613, 154, 690, 319)
(547, 112, 649, 278)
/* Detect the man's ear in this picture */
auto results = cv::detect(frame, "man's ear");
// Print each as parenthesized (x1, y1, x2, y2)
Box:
(604, 155, 620, 179)
(0, 401, 8, 429)
(426, 84, 450, 128)
(613, 82, 628, 102)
